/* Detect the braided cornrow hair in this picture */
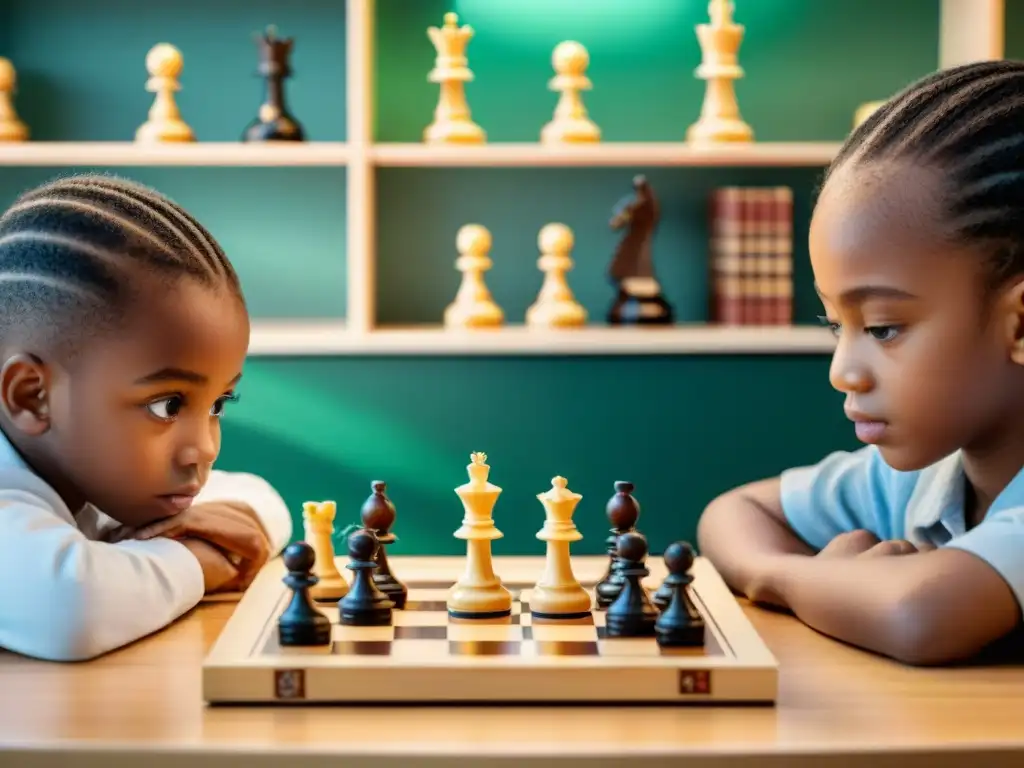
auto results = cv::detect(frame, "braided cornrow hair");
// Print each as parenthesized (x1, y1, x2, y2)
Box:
(823, 59, 1024, 290)
(0, 173, 242, 356)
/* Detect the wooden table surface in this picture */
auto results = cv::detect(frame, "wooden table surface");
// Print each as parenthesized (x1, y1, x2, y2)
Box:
(1, 555, 1023, 768)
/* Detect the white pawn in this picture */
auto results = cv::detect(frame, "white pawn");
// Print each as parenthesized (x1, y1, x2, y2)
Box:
(541, 41, 600, 144)
(443, 224, 504, 329)
(530, 476, 591, 619)
(136, 43, 195, 143)
(526, 223, 587, 328)
(0, 58, 28, 142)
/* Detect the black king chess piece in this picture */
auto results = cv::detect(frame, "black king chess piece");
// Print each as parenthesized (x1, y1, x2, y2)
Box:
(339, 528, 395, 626)
(243, 25, 305, 142)
(360, 480, 408, 609)
(605, 532, 658, 637)
(654, 541, 706, 647)
(594, 481, 640, 609)
(277, 541, 332, 646)
(607, 175, 674, 325)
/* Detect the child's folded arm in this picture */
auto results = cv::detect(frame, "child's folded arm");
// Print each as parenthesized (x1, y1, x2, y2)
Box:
(698, 446, 902, 598)
(0, 490, 205, 662)
(754, 539, 1021, 665)
(193, 469, 292, 555)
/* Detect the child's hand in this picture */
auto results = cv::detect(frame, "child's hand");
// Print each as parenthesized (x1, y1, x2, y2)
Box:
(132, 501, 272, 589)
(818, 530, 932, 558)
(179, 538, 241, 593)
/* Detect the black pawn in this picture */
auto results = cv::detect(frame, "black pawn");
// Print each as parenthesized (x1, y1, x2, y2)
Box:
(278, 541, 332, 646)
(655, 541, 705, 648)
(605, 532, 657, 637)
(361, 480, 408, 609)
(595, 481, 641, 609)
(339, 528, 394, 626)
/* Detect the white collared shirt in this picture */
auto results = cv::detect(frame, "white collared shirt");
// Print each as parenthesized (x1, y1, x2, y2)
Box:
(780, 445, 1024, 611)
(0, 429, 292, 662)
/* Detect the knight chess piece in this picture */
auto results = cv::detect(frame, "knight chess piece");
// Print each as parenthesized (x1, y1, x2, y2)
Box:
(655, 541, 706, 648)
(339, 528, 395, 626)
(360, 480, 408, 609)
(607, 175, 674, 325)
(605, 532, 658, 637)
(277, 541, 332, 646)
(244, 25, 305, 142)
(594, 481, 641, 609)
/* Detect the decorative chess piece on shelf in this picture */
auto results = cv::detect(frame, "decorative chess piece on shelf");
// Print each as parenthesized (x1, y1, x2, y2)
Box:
(0, 57, 28, 142)
(686, 0, 754, 144)
(447, 452, 512, 619)
(595, 481, 641, 609)
(302, 500, 348, 601)
(540, 41, 600, 144)
(136, 43, 195, 143)
(277, 541, 332, 647)
(244, 25, 305, 142)
(607, 175, 674, 325)
(424, 12, 485, 144)
(526, 223, 587, 328)
(360, 480, 407, 609)
(444, 224, 504, 329)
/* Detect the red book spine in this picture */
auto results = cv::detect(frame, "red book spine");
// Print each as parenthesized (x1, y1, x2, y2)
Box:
(708, 187, 744, 324)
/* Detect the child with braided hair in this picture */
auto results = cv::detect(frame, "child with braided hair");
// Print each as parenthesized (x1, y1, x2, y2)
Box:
(0, 173, 292, 661)
(698, 60, 1024, 665)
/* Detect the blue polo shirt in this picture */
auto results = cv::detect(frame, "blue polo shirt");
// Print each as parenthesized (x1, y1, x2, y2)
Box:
(780, 446, 1024, 610)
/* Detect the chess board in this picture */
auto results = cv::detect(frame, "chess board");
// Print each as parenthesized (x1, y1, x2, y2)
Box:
(202, 555, 778, 705)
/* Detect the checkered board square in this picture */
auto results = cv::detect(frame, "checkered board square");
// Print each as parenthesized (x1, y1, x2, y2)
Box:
(202, 556, 780, 705)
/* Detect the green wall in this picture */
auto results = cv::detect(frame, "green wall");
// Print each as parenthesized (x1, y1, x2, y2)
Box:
(0, 0, 953, 555)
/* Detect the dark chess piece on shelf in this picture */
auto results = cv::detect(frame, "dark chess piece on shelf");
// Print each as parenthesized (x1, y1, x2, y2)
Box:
(243, 25, 306, 142)
(606, 175, 674, 325)
(654, 541, 706, 647)
(594, 481, 641, 609)
(360, 480, 408, 609)
(277, 541, 332, 646)
(605, 532, 658, 637)
(339, 528, 395, 626)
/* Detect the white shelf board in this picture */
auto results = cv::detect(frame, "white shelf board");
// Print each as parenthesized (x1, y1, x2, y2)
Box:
(0, 142, 350, 166)
(371, 141, 841, 168)
(246, 322, 837, 356)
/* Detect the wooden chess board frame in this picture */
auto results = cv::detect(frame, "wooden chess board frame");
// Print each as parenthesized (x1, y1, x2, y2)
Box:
(202, 555, 778, 705)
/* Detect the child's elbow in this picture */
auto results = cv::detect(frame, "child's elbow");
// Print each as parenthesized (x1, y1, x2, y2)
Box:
(3, 583, 110, 662)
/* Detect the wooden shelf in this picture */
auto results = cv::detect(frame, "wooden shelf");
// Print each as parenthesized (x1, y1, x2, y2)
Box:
(0, 141, 350, 166)
(246, 321, 837, 356)
(371, 141, 842, 168)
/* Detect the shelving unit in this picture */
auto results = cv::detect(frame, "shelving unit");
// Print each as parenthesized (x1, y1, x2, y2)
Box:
(0, 0, 1007, 357)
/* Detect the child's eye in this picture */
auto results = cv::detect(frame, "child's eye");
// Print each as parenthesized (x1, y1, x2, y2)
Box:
(146, 395, 183, 421)
(211, 392, 240, 417)
(816, 315, 841, 336)
(866, 325, 901, 342)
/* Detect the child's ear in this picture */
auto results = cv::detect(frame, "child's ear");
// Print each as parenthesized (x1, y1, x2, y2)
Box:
(0, 352, 52, 435)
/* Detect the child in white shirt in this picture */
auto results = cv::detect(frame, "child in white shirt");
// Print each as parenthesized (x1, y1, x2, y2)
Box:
(0, 173, 293, 661)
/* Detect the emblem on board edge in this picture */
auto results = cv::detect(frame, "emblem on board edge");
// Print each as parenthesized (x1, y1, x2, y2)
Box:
(274, 668, 306, 699)
(678, 669, 711, 694)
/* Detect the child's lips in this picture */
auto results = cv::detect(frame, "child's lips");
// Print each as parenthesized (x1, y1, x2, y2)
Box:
(159, 491, 197, 511)
(846, 410, 888, 443)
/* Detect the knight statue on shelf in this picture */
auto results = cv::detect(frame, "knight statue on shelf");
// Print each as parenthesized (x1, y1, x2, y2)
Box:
(243, 25, 306, 142)
(606, 175, 675, 325)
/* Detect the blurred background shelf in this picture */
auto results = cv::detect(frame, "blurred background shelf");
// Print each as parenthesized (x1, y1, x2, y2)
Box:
(0, 141, 351, 166)
(246, 321, 837, 356)
(370, 142, 843, 168)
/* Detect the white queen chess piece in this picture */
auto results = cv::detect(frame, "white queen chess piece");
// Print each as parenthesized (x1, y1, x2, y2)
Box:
(529, 476, 591, 619)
